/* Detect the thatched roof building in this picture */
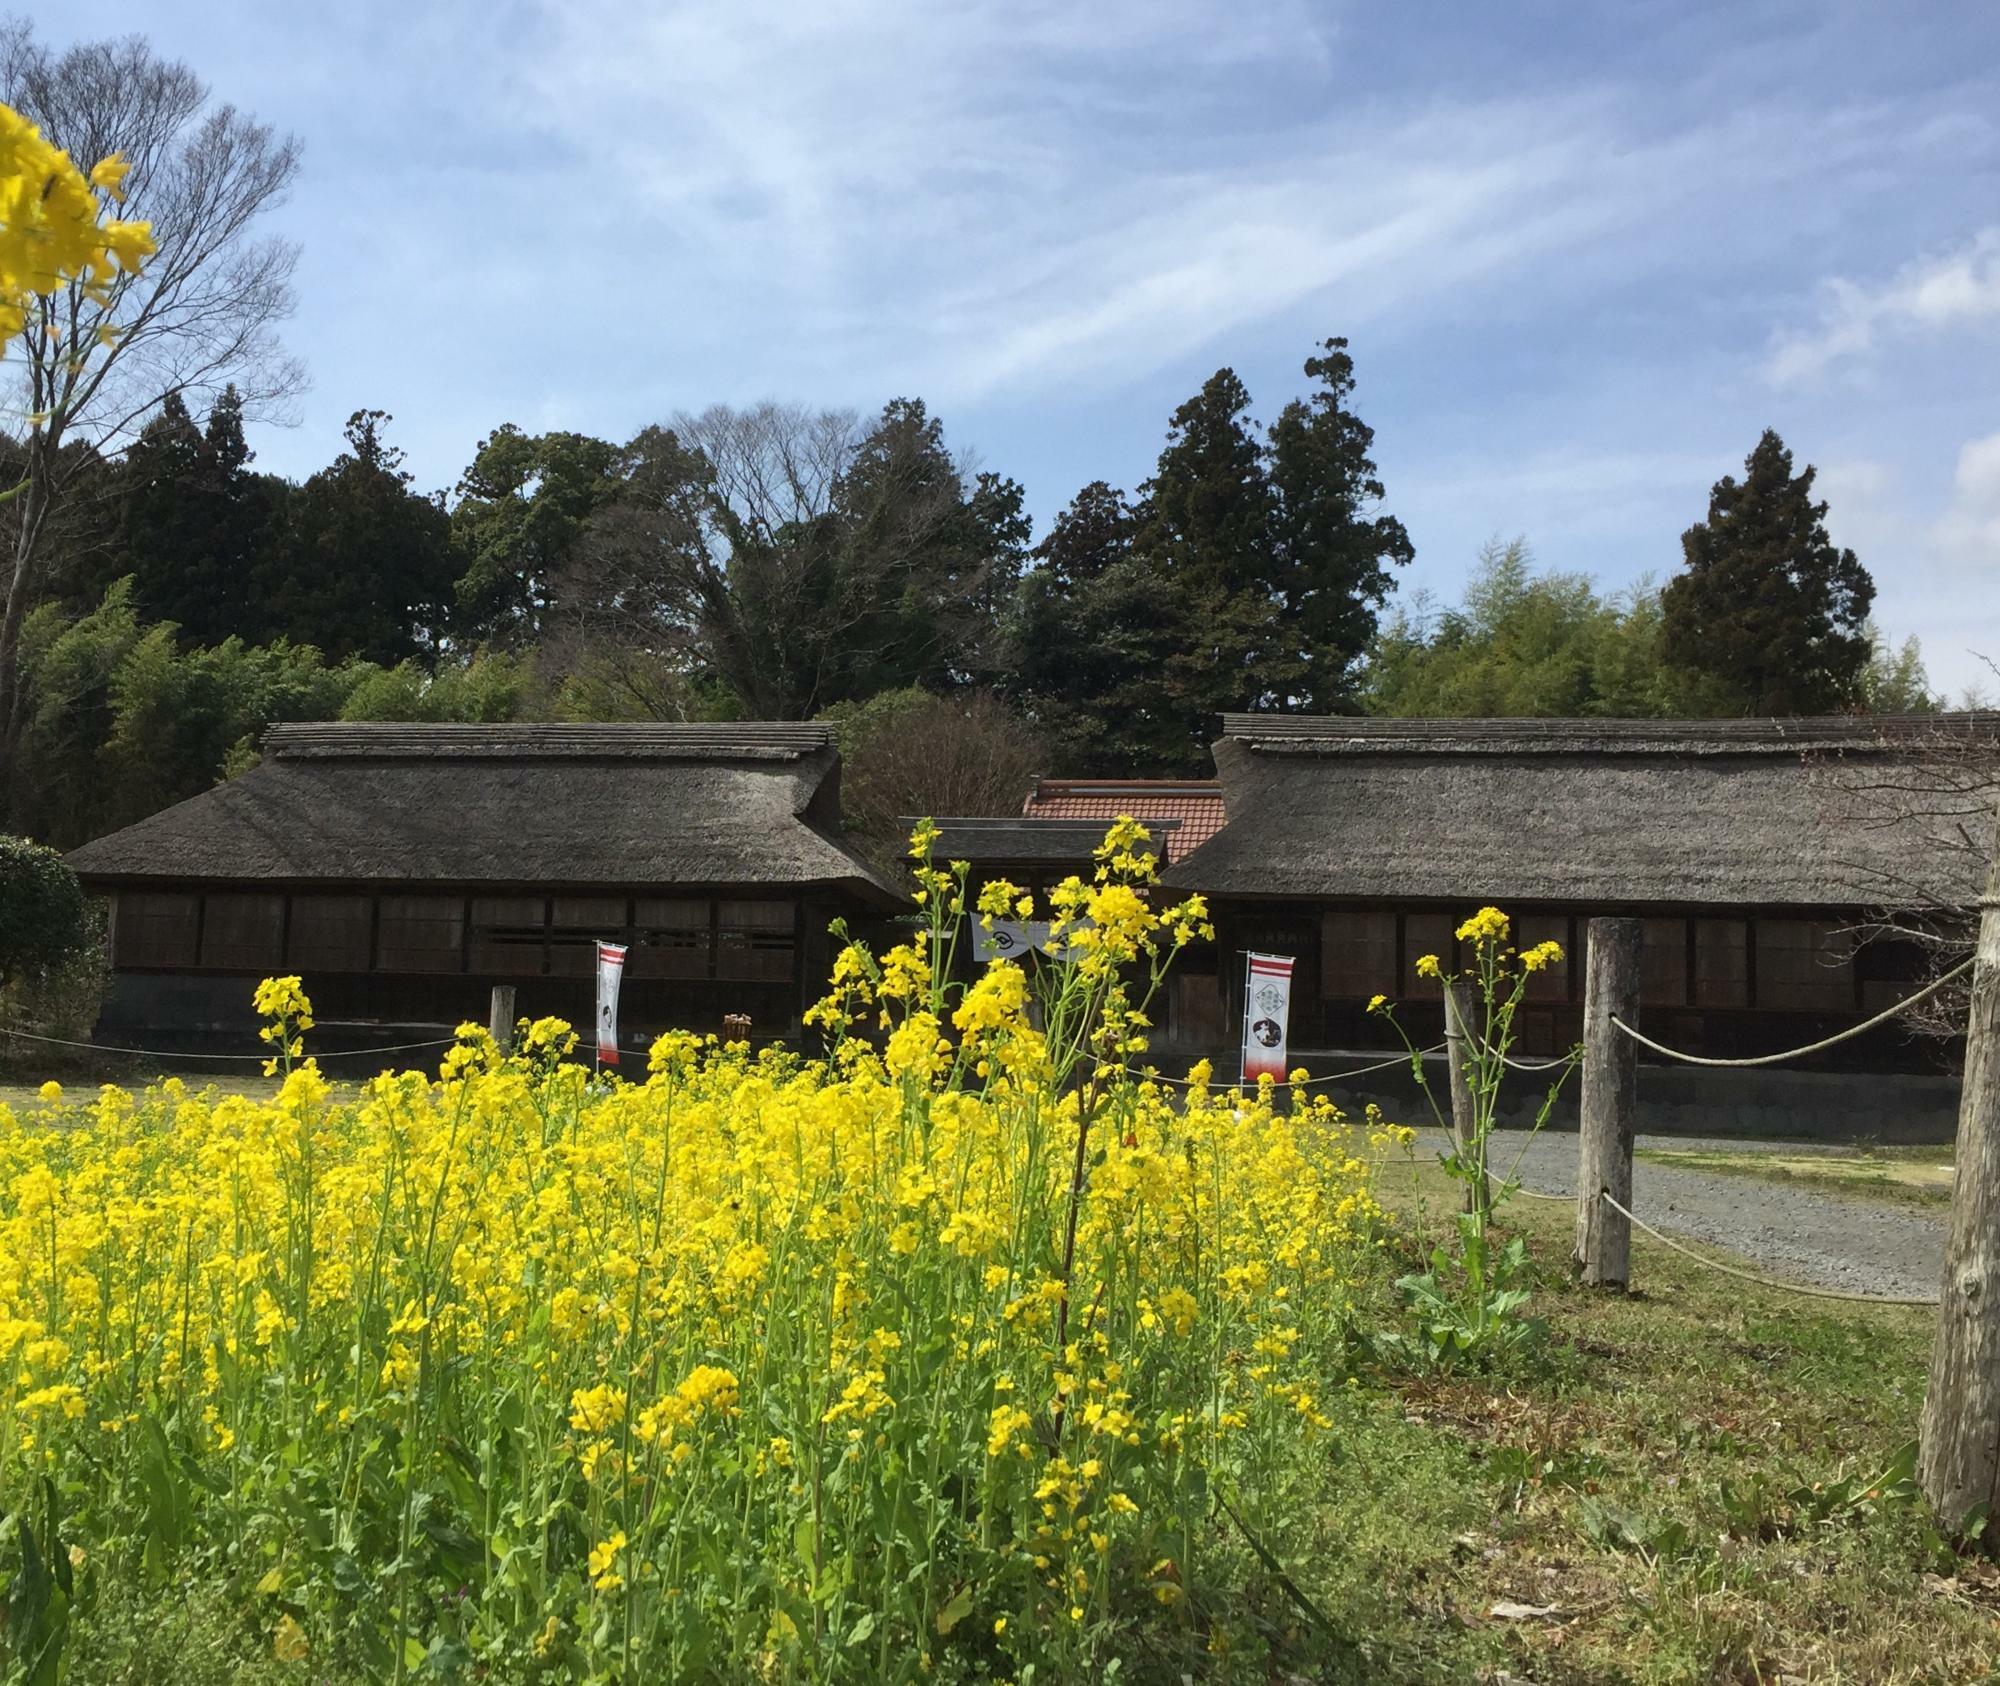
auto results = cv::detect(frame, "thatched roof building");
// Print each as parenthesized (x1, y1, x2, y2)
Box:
(70, 722, 899, 903)
(1158, 712, 1999, 1073)
(1165, 713, 1998, 909)
(68, 722, 903, 1054)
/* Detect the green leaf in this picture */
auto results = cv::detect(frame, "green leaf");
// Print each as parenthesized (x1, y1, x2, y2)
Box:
(934, 1584, 974, 1635)
(845, 1610, 877, 1646)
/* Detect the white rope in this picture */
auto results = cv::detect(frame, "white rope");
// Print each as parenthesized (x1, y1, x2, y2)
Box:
(1504, 1048, 1576, 1072)
(1597, 1190, 1939, 1307)
(1123, 1044, 1447, 1089)
(0, 1026, 456, 1063)
(1609, 957, 1974, 1068)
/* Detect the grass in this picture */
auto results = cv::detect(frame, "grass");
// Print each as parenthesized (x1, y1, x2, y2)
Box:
(1310, 1154, 1998, 1684)
(0, 1070, 281, 1111)
(1635, 1143, 1956, 1210)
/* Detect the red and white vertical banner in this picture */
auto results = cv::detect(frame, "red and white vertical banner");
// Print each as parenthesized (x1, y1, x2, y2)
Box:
(595, 942, 628, 1068)
(1240, 951, 1295, 1083)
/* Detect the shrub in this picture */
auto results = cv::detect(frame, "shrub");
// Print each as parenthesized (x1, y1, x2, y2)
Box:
(0, 835, 91, 996)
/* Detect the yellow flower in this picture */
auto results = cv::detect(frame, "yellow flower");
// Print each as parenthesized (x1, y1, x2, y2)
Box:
(36, 1081, 60, 1102)
(1414, 954, 1442, 979)
(0, 104, 155, 356)
(87, 152, 131, 200)
(568, 1384, 627, 1434)
(272, 1614, 308, 1661)
(1365, 994, 1387, 1014)
(587, 1530, 627, 1591)
(1455, 906, 1510, 946)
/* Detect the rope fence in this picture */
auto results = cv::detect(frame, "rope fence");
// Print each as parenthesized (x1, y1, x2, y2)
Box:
(1123, 1044, 1446, 1088)
(0, 1026, 457, 1064)
(1608, 957, 1974, 1069)
(1596, 1189, 1939, 1307)
(1460, 1176, 1940, 1306)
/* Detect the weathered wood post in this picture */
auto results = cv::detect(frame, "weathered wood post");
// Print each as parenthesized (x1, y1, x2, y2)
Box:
(488, 984, 516, 1053)
(1575, 917, 1642, 1288)
(1443, 979, 1487, 1216)
(1919, 807, 2000, 1531)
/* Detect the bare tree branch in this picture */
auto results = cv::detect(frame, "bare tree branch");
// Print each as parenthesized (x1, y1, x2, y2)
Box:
(0, 23, 302, 763)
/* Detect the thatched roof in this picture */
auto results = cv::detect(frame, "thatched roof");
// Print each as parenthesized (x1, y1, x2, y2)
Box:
(68, 723, 902, 905)
(1165, 714, 2000, 910)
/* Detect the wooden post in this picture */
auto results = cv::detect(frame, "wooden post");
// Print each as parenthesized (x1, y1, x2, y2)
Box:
(1575, 917, 1642, 1288)
(1443, 979, 1487, 1216)
(488, 984, 515, 1053)
(1919, 810, 2000, 1530)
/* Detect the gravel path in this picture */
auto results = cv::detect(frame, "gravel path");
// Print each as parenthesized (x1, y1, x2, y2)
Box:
(1410, 1129, 1946, 1302)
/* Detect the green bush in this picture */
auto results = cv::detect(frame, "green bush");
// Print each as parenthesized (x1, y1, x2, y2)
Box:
(0, 837, 105, 1060)
(0, 835, 92, 993)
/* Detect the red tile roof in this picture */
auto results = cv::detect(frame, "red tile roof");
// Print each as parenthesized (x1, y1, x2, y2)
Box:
(1021, 779, 1226, 864)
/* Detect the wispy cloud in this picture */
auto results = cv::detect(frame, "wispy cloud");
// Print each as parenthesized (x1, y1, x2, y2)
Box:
(510, 0, 1912, 408)
(1766, 228, 2000, 385)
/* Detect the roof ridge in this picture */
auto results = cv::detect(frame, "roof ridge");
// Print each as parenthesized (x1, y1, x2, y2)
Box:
(264, 721, 835, 761)
(1220, 711, 2000, 748)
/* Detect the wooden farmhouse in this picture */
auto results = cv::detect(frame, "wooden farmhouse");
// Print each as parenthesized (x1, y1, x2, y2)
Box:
(60, 710, 1998, 1129)
(65, 722, 902, 1056)
(1164, 714, 1997, 1070)
(932, 714, 1997, 1117)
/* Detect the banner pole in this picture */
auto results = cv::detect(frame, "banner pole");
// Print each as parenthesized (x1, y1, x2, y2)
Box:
(1239, 950, 1254, 1088)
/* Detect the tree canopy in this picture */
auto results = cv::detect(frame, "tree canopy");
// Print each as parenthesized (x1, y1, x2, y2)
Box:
(1007, 338, 1412, 773)
(1660, 429, 1877, 715)
(1362, 537, 1932, 721)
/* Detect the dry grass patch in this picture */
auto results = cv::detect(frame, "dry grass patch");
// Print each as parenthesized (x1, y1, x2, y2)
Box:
(1635, 1143, 1955, 1209)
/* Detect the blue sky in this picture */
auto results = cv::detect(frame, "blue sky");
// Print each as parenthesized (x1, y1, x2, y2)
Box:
(61, 0, 2000, 697)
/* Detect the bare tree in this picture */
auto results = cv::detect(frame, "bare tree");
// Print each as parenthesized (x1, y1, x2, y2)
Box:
(827, 687, 1047, 879)
(1810, 708, 2000, 1037)
(0, 23, 302, 764)
(553, 400, 1023, 719)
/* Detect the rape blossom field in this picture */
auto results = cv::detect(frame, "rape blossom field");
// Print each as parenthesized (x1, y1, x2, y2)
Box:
(0, 824, 1401, 1681)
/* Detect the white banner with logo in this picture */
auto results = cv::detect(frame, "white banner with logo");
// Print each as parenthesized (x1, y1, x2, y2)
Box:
(1240, 951, 1295, 1083)
(595, 941, 628, 1067)
(971, 919, 1051, 962)
(971, 919, 1092, 963)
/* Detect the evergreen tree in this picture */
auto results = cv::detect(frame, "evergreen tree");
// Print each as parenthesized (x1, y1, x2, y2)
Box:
(562, 400, 1025, 718)
(1660, 429, 1875, 714)
(1266, 337, 1415, 710)
(259, 411, 461, 665)
(121, 387, 289, 646)
(1005, 481, 1137, 767)
(1008, 339, 1411, 772)
(1091, 369, 1276, 772)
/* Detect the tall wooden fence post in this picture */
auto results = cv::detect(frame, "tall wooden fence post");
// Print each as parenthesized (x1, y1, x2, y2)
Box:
(1919, 808, 2000, 1530)
(1443, 979, 1487, 1216)
(1575, 917, 1641, 1288)
(489, 984, 516, 1053)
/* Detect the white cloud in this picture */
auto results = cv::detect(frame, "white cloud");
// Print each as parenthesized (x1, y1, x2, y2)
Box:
(1766, 228, 2000, 385)
(501, 0, 1894, 410)
(1807, 442, 2000, 703)
(1937, 429, 2000, 565)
